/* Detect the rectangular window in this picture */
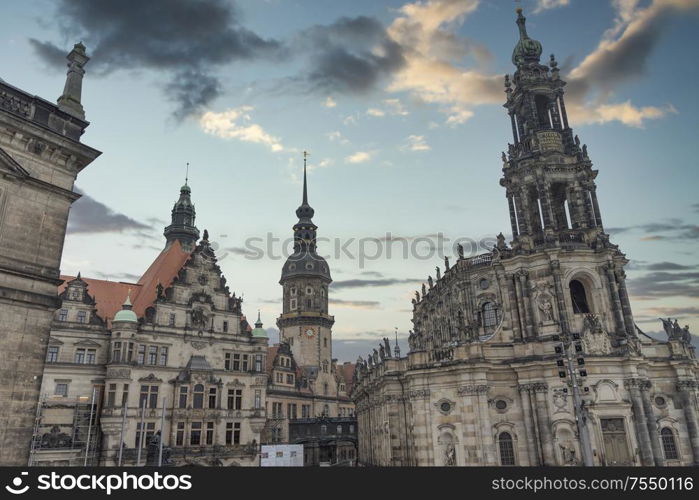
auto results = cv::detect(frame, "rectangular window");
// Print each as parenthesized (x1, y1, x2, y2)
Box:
(137, 345, 146, 364)
(179, 386, 188, 408)
(223, 321, 228, 333)
(122, 384, 129, 406)
(206, 422, 214, 445)
(58, 309, 68, 321)
(254, 390, 261, 409)
(74, 348, 85, 364)
(136, 422, 156, 448)
(255, 354, 262, 372)
(276, 373, 283, 383)
(46, 346, 59, 363)
(225, 423, 233, 445)
(169, 313, 176, 326)
(234, 390, 242, 410)
(227, 389, 234, 410)
(176, 422, 185, 446)
(224, 353, 231, 371)
(208, 387, 217, 409)
(233, 354, 240, 371)
(288, 403, 297, 419)
(127, 342, 134, 363)
(86, 349, 96, 364)
(107, 384, 117, 407)
(140, 385, 159, 409)
(159, 346, 168, 366)
(233, 422, 241, 445)
(148, 346, 158, 365)
(302, 405, 310, 418)
(286, 374, 294, 385)
(242, 354, 249, 372)
(190, 422, 202, 446)
(77, 310, 87, 323)
(112, 342, 122, 362)
(149, 385, 158, 408)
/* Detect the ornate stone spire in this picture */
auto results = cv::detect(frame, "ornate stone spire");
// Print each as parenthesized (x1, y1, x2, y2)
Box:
(57, 42, 90, 119)
(164, 171, 200, 251)
(511, 8, 542, 67)
(293, 151, 318, 254)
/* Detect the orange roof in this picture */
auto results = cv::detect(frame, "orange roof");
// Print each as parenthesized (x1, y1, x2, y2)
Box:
(132, 240, 191, 317)
(266, 345, 280, 373)
(58, 277, 141, 326)
(59, 240, 192, 326)
(340, 362, 356, 393)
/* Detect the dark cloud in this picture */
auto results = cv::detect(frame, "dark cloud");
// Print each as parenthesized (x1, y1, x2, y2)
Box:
(331, 278, 422, 290)
(628, 271, 699, 299)
(333, 336, 408, 363)
(643, 262, 697, 271)
(692, 203, 699, 213)
(298, 16, 405, 94)
(359, 271, 384, 278)
(31, 0, 281, 119)
(67, 188, 151, 234)
(607, 219, 699, 241)
(328, 298, 380, 309)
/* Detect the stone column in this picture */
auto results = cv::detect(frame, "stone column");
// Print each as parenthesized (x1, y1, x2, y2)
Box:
(558, 96, 570, 129)
(624, 378, 654, 466)
(460, 385, 496, 465)
(533, 383, 556, 465)
(590, 187, 604, 229)
(518, 384, 541, 465)
(639, 381, 663, 466)
(506, 274, 524, 341)
(518, 270, 536, 338)
(514, 273, 529, 339)
(514, 191, 529, 235)
(550, 260, 569, 335)
(677, 380, 699, 465)
(604, 264, 627, 336)
(538, 182, 554, 230)
(615, 269, 636, 337)
(507, 193, 519, 237)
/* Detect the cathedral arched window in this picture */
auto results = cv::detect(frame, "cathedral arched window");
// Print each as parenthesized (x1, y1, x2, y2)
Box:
(535, 95, 552, 128)
(661, 427, 679, 460)
(482, 302, 500, 328)
(569, 280, 591, 314)
(193, 384, 204, 409)
(498, 432, 515, 465)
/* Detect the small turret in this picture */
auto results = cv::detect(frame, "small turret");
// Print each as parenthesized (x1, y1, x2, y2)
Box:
(164, 171, 200, 251)
(113, 291, 138, 323)
(251, 311, 268, 338)
(57, 42, 89, 119)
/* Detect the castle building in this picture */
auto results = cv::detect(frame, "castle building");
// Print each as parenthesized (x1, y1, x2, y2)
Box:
(0, 43, 101, 465)
(33, 183, 269, 466)
(351, 10, 698, 467)
(262, 158, 357, 465)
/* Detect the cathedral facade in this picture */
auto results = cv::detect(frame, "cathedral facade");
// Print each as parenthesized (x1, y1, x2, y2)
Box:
(351, 10, 699, 467)
(0, 43, 101, 465)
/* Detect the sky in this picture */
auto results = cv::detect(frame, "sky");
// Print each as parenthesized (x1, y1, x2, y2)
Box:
(2, 0, 698, 361)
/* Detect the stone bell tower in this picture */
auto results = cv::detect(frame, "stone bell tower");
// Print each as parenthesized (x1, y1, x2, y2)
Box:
(0, 43, 101, 464)
(499, 8, 636, 341)
(277, 154, 335, 395)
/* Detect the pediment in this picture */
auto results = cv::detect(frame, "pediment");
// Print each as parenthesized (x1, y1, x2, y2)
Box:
(48, 337, 64, 346)
(0, 146, 30, 178)
(74, 339, 101, 347)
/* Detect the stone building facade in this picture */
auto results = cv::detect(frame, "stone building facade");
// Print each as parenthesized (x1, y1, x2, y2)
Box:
(33, 183, 268, 466)
(0, 43, 101, 465)
(351, 10, 698, 467)
(262, 159, 357, 465)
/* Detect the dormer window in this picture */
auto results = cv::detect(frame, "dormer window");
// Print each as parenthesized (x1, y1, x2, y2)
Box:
(58, 309, 68, 321)
(76, 310, 87, 323)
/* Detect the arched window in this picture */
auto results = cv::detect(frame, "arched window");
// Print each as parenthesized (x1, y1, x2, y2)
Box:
(661, 428, 679, 460)
(482, 302, 500, 328)
(193, 384, 204, 409)
(535, 95, 551, 128)
(498, 432, 515, 465)
(569, 280, 591, 314)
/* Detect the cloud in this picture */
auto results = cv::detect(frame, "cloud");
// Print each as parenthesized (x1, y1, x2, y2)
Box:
(628, 271, 699, 299)
(366, 108, 386, 117)
(326, 131, 349, 144)
(533, 0, 571, 14)
(30, 0, 281, 119)
(323, 96, 337, 108)
(404, 134, 431, 152)
(328, 298, 381, 309)
(332, 335, 408, 362)
(565, 0, 699, 127)
(298, 16, 405, 94)
(345, 151, 372, 164)
(199, 106, 284, 151)
(94, 271, 141, 282)
(67, 188, 151, 234)
(641, 261, 697, 271)
(367, 99, 410, 118)
(331, 278, 423, 290)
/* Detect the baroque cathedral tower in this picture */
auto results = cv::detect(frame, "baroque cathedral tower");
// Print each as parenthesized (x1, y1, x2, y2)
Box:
(163, 178, 199, 251)
(352, 9, 698, 467)
(277, 155, 336, 397)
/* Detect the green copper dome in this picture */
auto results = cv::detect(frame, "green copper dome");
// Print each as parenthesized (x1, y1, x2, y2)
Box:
(113, 292, 138, 323)
(512, 8, 542, 66)
(251, 311, 267, 338)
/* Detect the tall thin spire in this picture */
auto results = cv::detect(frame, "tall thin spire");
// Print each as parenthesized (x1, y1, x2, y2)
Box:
(302, 150, 309, 205)
(185, 162, 189, 186)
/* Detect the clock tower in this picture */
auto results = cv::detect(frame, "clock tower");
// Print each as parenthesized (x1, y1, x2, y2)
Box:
(277, 154, 335, 395)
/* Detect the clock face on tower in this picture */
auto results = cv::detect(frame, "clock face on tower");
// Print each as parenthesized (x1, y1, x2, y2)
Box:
(304, 327, 316, 338)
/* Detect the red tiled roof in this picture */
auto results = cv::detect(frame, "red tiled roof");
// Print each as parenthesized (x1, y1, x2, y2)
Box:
(59, 240, 192, 326)
(58, 277, 141, 326)
(266, 345, 280, 374)
(132, 240, 191, 317)
(340, 362, 356, 393)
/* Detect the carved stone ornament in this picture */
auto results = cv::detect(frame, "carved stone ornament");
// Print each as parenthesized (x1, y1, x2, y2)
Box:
(107, 368, 131, 379)
(581, 327, 612, 356)
(457, 385, 489, 396)
(191, 341, 208, 350)
(408, 389, 431, 400)
(552, 388, 569, 413)
(435, 398, 456, 415)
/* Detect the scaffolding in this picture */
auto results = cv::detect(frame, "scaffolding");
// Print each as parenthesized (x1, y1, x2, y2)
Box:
(29, 390, 102, 466)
